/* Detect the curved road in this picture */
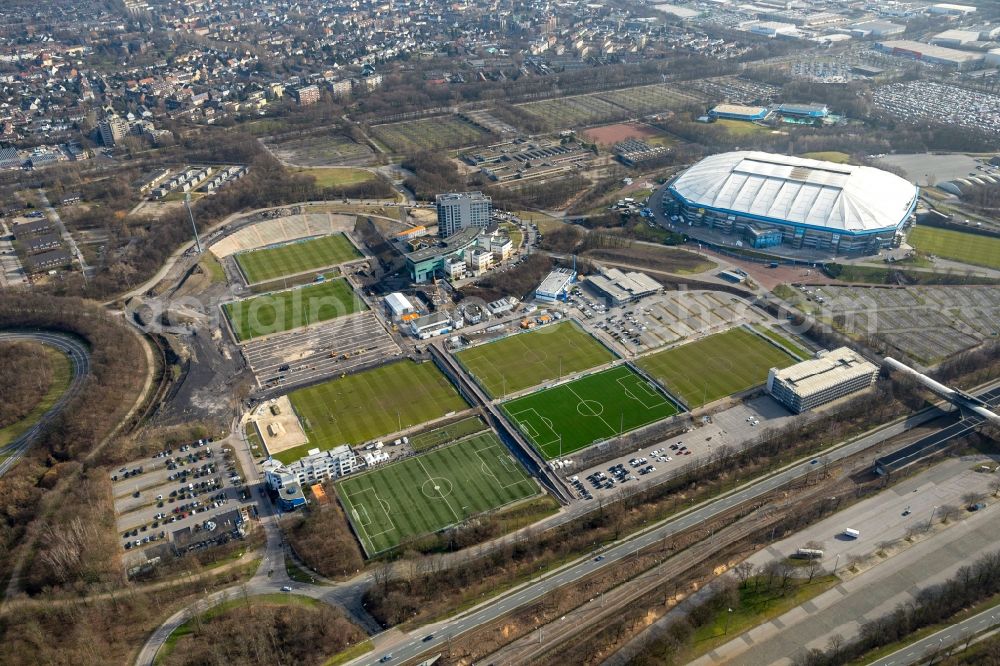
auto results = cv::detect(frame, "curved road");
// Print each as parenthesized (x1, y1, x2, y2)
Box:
(0, 330, 90, 477)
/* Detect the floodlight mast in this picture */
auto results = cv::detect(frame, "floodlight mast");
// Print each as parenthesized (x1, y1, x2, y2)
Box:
(186, 193, 203, 254)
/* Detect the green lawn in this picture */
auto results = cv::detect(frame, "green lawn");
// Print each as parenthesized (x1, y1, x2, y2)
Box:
(800, 151, 851, 163)
(636, 327, 795, 408)
(680, 576, 839, 662)
(753, 325, 810, 360)
(908, 226, 1000, 271)
(456, 321, 616, 398)
(337, 432, 538, 555)
(408, 416, 488, 452)
(294, 167, 375, 188)
(716, 118, 769, 136)
(223, 278, 366, 342)
(0, 346, 72, 448)
(502, 365, 680, 459)
(235, 234, 361, 284)
(277, 360, 468, 463)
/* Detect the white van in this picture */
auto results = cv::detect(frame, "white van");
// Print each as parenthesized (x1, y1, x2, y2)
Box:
(843, 528, 860, 539)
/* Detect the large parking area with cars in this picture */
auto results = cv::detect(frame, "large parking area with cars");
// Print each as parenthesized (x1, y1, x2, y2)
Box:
(872, 80, 1000, 137)
(112, 438, 255, 562)
(568, 287, 765, 357)
(565, 396, 797, 502)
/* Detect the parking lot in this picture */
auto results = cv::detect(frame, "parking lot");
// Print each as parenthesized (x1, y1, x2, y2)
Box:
(794, 284, 1000, 364)
(0, 223, 27, 287)
(112, 439, 254, 559)
(243, 310, 401, 389)
(568, 287, 764, 357)
(872, 80, 1000, 137)
(565, 395, 797, 502)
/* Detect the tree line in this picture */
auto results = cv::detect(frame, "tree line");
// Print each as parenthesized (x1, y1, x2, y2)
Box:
(792, 549, 1000, 666)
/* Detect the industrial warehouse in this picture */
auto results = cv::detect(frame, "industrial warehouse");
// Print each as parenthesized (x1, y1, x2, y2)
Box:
(663, 151, 920, 254)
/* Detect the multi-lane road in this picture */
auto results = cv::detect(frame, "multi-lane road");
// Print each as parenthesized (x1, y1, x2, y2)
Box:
(0, 330, 90, 477)
(351, 404, 965, 665)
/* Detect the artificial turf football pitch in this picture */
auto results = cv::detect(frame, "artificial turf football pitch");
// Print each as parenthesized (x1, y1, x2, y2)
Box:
(455, 320, 616, 398)
(235, 233, 362, 284)
(502, 365, 679, 459)
(337, 431, 538, 555)
(635, 327, 795, 408)
(275, 360, 468, 463)
(223, 277, 366, 342)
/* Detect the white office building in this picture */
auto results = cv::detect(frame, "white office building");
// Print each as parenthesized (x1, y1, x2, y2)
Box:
(767, 347, 879, 413)
(436, 192, 492, 237)
(262, 445, 359, 492)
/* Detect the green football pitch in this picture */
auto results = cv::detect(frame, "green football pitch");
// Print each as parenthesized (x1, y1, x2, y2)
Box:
(635, 327, 795, 408)
(455, 320, 615, 398)
(337, 432, 538, 555)
(223, 277, 366, 342)
(908, 226, 1000, 271)
(235, 234, 362, 284)
(275, 360, 468, 463)
(502, 365, 680, 459)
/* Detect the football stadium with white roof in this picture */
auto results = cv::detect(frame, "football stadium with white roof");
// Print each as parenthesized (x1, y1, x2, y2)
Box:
(664, 151, 919, 254)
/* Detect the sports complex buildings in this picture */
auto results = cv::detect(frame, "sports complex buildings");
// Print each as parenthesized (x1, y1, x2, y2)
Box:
(663, 151, 919, 254)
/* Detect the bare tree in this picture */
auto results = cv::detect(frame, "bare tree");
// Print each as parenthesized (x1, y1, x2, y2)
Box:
(962, 491, 985, 507)
(938, 504, 962, 524)
(733, 560, 754, 587)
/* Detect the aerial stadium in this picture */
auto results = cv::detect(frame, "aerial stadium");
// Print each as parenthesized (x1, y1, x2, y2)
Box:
(663, 151, 919, 254)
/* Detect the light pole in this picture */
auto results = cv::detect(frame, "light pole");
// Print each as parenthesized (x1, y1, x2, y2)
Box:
(724, 607, 733, 635)
(833, 552, 840, 574)
(928, 505, 939, 529)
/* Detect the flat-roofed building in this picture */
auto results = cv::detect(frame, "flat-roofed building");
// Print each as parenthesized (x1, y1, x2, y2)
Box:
(709, 104, 769, 121)
(585, 267, 661, 305)
(767, 347, 879, 413)
(262, 445, 358, 510)
(409, 311, 454, 339)
(436, 192, 492, 237)
(876, 39, 985, 69)
(535, 268, 576, 302)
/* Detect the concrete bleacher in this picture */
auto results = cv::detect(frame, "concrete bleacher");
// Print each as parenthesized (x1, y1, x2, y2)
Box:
(210, 213, 356, 257)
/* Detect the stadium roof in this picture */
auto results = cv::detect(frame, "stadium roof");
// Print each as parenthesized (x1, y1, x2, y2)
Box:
(669, 151, 918, 234)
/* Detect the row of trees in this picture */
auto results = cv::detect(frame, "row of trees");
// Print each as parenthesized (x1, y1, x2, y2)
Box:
(793, 549, 1000, 666)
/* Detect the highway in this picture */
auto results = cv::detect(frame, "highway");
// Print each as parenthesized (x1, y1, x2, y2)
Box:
(870, 605, 1000, 666)
(0, 330, 90, 477)
(350, 405, 969, 666)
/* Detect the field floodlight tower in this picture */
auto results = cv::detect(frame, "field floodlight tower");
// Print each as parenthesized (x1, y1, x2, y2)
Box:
(185, 193, 203, 254)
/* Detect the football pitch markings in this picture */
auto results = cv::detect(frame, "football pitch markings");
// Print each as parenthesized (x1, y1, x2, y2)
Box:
(502, 365, 679, 459)
(223, 277, 366, 342)
(235, 233, 362, 284)
(455, 320, 615, 398)
(337, 432, 538, 555)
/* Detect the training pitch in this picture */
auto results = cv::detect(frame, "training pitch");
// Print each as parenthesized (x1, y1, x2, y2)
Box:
(908, 226, 1000, 271)
(223, 277, 366, 342)
(502, 365, 679, 459)
(338, 432, 538, 555)
(276, 360, 468, 463)
(235, 233, 362, 284)
(636, 327, 794, 407)
(455, 321, 615, 398)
